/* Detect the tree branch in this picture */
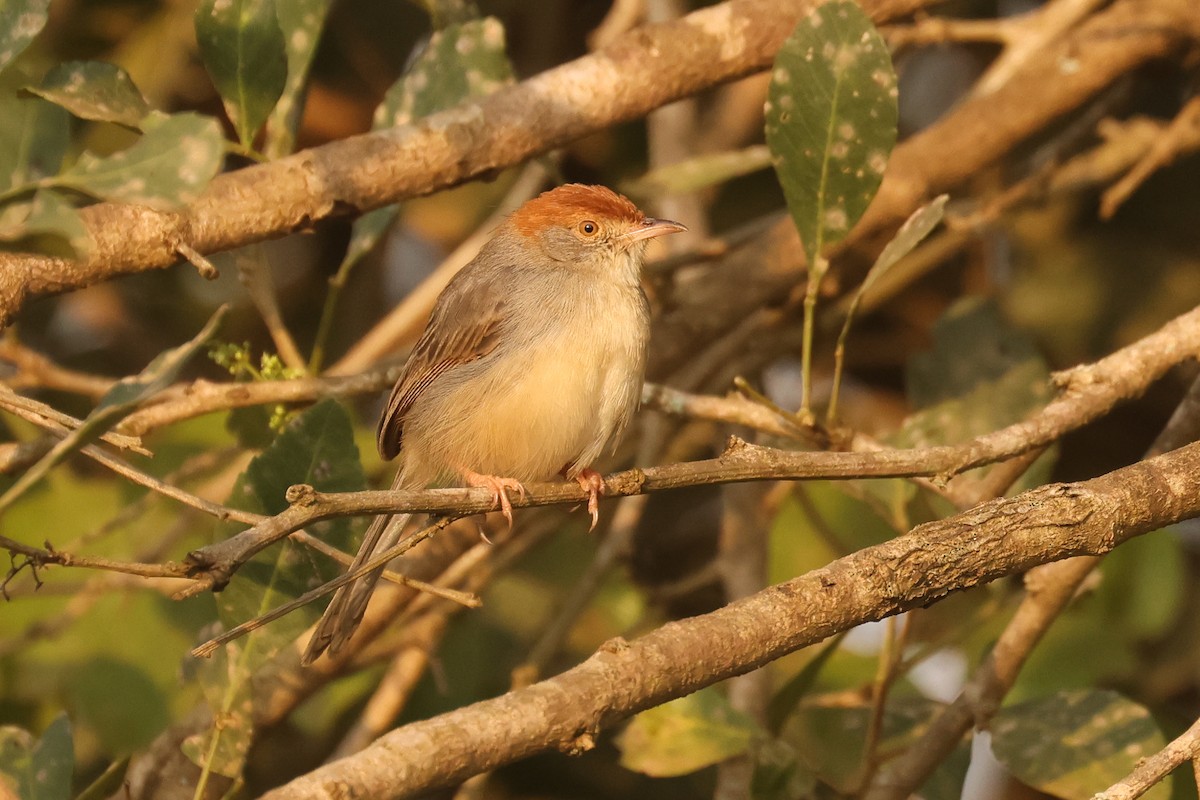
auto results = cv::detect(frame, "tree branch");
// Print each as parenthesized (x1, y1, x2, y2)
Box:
(0, 0, 934, 327)
(262, 440, 1200, 798)
(179, 300, 1200, 585)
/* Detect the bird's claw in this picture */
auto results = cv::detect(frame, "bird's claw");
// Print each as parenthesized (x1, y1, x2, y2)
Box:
(574, 469, 605, 531)
(464, 470, 526, 530)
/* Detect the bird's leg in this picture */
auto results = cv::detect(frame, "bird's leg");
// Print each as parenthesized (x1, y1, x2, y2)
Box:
(462, 469, 526, 529)
(569, 468, 605, 531)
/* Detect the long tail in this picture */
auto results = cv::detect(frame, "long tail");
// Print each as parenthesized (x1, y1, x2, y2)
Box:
(302, 473, 412, 665)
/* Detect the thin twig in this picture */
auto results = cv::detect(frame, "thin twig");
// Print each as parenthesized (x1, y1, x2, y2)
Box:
(183, 296, 1200, 587)
(237, 246, 307, 372)
(0, 385, 149, 455)
(191, 518, 458, 657)
(1100, 95, 1200, 219)
(263, 440, 1200, 798)
(0, 337, 116, 398)
(1091, 714, 1200, 800)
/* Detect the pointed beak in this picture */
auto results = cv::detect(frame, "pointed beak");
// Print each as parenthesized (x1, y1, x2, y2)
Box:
(620, 217, 688, 245)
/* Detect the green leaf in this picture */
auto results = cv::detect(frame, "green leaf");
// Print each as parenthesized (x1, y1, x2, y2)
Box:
(340, 16, 512, 269)
(780, 696, 962, 795)
(0, 0, 51, 75)
(625, 145, 772, 198)
(767, 633, 846, 734)
(0, 189, 91, 257)
(617, 687, 758, 777)
(0, 306, 228, 517)
(751, 738, 818, 800)
(53, 111, 225, 209)
(187, 400, 364, 779)
(881, 300, 1055, 508)
(218, 397, 365, 635)
(0, 714, 73, 800)
(864, 194, 948, 289)
(195, 0, 288, 146)
(24, 61, 150, 128)
(0, 71, 69, 193)
(906, 297, 1048, 410)
(180, 642, 253, 778)
(765, 0, 898, 263)
(68, 658, 169, 752)
(1097, 531, 1185, 642)
(990, 690, 1168, 800)
(262, 0, 334, 158)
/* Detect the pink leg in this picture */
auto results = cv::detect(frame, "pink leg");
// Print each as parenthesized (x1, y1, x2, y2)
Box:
(462, 469, 527, 529)
(573, 468, 605, 531)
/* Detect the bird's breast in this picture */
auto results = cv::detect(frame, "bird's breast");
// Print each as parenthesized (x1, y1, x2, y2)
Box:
(400, 277, 649, 484)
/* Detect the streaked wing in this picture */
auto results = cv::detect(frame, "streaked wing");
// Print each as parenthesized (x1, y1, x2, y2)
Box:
(377, 273, 507, 460)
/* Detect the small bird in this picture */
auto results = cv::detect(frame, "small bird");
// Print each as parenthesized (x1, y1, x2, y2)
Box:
(302, 184, 686, 663)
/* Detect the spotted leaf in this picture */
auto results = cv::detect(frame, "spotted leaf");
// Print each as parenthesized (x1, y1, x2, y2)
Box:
(53, 111, 224, 209)
(765, 0, 898, 264)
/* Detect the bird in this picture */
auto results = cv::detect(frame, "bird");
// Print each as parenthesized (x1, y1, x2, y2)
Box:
(302, 184, 686, 664)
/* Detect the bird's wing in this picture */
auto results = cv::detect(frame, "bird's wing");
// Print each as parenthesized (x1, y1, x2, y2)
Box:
(376, 270, 508, 460)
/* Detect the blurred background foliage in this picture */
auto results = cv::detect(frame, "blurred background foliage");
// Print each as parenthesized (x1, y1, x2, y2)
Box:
(1, 0, 1199, 798)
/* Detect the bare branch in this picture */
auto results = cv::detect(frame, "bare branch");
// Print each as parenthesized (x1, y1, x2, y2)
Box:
(0, 0, 936, 327)
(180, 301, 1200, 586)
(1092, 714, 1200, 800)
(263, 440, 1200, 798)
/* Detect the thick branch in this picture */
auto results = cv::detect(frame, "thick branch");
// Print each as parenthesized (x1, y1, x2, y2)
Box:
(263, 440, 1200, 799)
(0, 0, 931, 327)
(179, 300, 1200, 582)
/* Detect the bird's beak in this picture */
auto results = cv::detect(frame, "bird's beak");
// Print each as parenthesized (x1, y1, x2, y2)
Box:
(620, 217, 688, 245)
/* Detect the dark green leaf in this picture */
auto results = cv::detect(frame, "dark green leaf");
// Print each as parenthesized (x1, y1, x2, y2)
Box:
(751, 738, 818, 800)
(765, 0, 898, 263)
(780, 696, 953, 794)
(0, 69, 69, 193)
(0, 0, 51, 74)
(617, 687, 758, 777)
(767, 633, 846, 734)
(188, 400, 364, 779)
(195, 0, 288, 146)
(990, 690, 1168, 800)
(0, 714, 73, 800)
(906, 298, 1047, 410)
(340, 16, 512, 269)
(218, 397, 364, 636)
(262, 0, 334, 158)
(1097, 531, 1186, 642)
(0, 189, 91, 257)
(53, 111, 225, 208)
(25, 61, 150, 128)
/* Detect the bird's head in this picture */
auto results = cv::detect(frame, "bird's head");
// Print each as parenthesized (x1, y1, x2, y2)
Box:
(508, 184, 686, 277)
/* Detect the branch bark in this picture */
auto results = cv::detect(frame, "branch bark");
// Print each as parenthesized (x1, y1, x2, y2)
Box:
(263, 440, 1200, 799)
(0, 0, 932, 327)
(178, 300, 1200, 585)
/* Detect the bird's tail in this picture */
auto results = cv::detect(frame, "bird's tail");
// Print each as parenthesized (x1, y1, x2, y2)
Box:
(302, 474, 413, 665)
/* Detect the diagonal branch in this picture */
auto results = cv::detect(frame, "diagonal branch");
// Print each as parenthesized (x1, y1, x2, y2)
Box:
(262, 440, 1200, 799)
(177, 300, 1200, 585)
(0, 0, 934, 327)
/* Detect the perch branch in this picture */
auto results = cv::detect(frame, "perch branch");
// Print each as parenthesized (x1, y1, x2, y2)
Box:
(0, 0, 935, 328)
(263, 440, 1200, 798)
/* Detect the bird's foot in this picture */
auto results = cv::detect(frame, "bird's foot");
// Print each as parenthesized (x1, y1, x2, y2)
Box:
(463, 470, 526, 529)
(573, 469, 605, 531)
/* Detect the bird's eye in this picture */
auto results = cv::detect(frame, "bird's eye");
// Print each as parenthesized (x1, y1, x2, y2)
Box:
(578, 220, 599, 236)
